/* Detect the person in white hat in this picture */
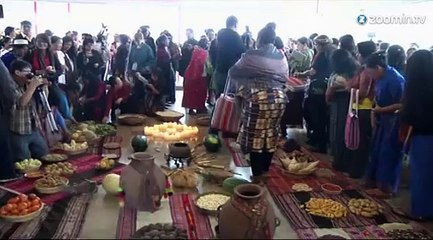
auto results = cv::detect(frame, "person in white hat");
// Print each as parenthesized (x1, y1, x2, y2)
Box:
(0, 38, 29, 70)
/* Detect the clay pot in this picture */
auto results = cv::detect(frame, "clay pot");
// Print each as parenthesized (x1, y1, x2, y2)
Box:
(168, 142, 191, 158)
(216, 184, 280, 239)
(120, 153, 166, 212)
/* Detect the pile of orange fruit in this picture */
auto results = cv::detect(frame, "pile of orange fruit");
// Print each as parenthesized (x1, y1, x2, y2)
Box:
(0, 194, 42, 216)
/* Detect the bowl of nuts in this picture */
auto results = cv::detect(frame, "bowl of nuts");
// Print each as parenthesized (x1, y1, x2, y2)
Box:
(194, 192, 231, 216)
(34, 174, 69, 194)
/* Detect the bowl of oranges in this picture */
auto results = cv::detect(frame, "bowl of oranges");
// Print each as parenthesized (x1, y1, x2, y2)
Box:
(0, 194, 44, 222)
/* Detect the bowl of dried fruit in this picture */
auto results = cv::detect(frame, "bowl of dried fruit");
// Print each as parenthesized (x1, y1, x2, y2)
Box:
(321, 183, 342, 195)
(34, 174, 69, 194)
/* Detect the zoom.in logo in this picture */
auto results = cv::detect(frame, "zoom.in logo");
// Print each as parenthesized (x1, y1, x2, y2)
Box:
(357, 14, 368, 25)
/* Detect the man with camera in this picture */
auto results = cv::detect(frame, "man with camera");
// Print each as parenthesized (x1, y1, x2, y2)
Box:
(9, 60, 49, 160)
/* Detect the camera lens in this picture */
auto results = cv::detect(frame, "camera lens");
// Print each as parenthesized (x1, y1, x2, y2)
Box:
(25, 73, 34, 79)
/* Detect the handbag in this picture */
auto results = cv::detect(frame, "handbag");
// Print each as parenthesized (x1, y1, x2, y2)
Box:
(345, 88, 360, 150)
(210, 77, 241, 133)
(40, 113, 63, 148)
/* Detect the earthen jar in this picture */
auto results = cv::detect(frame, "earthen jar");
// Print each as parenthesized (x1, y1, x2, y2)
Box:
(120, 152, 166, 212)
(216, 184, 280, 239)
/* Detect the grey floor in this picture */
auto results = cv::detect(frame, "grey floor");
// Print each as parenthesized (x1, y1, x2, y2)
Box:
(78, 91, 433, 239)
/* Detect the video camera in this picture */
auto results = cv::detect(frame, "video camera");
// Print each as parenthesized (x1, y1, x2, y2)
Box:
(26, 71, 57, 84)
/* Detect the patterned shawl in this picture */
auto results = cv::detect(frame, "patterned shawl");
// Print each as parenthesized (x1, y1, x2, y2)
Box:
(227, 44, 289, 92)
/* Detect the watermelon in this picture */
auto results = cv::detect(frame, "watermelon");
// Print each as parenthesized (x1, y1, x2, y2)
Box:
(131, 135, 148, 152)
(203, 134, 221, 153)
(223, 177, 250, 194)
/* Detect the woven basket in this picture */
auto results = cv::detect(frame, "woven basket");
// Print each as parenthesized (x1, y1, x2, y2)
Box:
(118, 114, 147, 126)
(41, 154, 68, 163)
(155, 110, 184, 122)
(1, 204, 44, 222)
(64, 147, 88, 156)
(196, 116, 210, 126)
(194, 191, 231, 216)
(35, 178, 69, 194)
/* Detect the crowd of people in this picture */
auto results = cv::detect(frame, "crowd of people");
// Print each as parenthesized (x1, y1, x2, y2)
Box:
(0, 15, 432, 222)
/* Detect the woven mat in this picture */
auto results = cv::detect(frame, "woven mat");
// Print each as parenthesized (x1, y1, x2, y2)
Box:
(266, 147, 356, 195)
(0, 192, 92, 239)
(2, 155, 125, 205)
(295, 221, 433, 239)
(116, 193, 214, 239)
(223, 138, 249, 167)
(271, 189, 406, 230)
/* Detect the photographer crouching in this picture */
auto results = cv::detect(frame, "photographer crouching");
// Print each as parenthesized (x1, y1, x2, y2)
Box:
(9, 60, 49, 160)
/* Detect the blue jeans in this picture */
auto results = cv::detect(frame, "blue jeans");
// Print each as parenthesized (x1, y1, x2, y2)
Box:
(10, 130, 49, 161)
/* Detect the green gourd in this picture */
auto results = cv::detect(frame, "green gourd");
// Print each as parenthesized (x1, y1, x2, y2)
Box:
(131, 135, 148, 152)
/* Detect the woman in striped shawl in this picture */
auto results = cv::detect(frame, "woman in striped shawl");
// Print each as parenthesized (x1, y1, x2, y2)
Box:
(227, 24, 289, 184)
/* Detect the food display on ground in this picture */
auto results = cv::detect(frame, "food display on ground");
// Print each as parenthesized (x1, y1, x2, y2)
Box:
(144, 123, 199, 142)
(131, 223, 188, 239)
(0, 194, 43, 222)
(348, 198, 383, 218)
(35, 174, 68, 188)
(94, 124, 116, 136)
(41, 153, 68, 162)
(292, 183, 313, 192)
(71, 129, 98, 142)
(96, 158, 116, 170)
(195, 193, 231, 213)
(170, 169, 198, 188)
(15, 159, 42, 173)
(301, 198, 347, 219)
(60, 140, 88, 154)
(200, 168, 233, 185)
(321, 183, 342, 194)
(280, 151, 319, 175)
(44, 162, 76, 175)
(286, 150, 314, 162)
(70, 122, 116, 138)
(386, 229, 431, 239)
(155, 110, 185, 122)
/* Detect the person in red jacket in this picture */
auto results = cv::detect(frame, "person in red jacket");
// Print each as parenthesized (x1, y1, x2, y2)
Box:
(103, 76, 131, 123)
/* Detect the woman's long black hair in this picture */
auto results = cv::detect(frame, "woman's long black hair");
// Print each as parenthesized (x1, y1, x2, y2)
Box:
(401, 49, 433, 129)
(365, 50, 388, 69)
(331, 49, 358, 79)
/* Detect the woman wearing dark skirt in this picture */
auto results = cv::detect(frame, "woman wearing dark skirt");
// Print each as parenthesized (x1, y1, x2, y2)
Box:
(399, 50, 433, 221)
(228, 24, 288, 184)
(346, 41, 377, 178)
(326, 49, 358, 172)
